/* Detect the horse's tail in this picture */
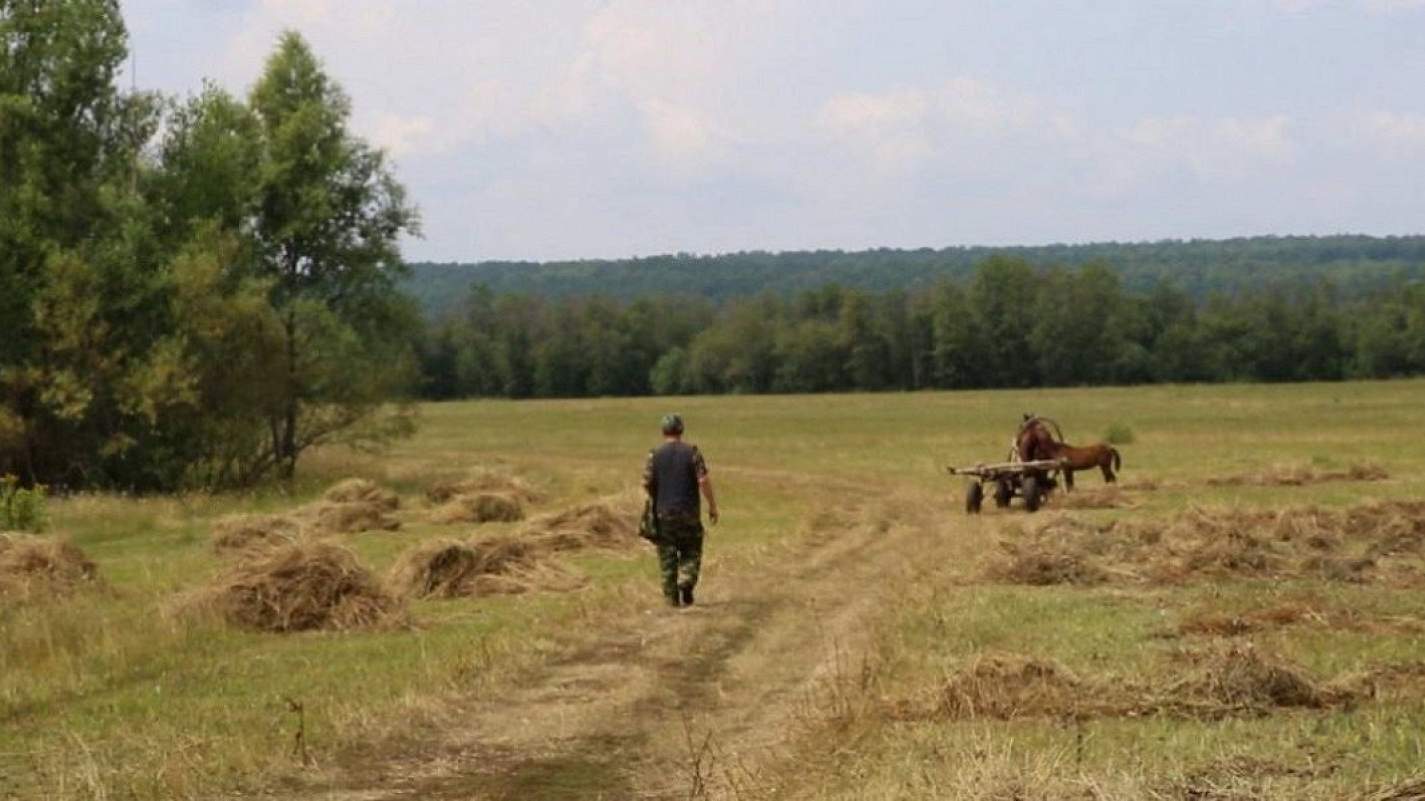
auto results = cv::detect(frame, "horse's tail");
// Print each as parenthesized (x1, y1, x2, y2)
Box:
(1111, 447, 1122, 472)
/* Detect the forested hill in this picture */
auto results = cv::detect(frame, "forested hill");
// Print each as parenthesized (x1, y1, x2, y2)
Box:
(404, 235, 1425, 318)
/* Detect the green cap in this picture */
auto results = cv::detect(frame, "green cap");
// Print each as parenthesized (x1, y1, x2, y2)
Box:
(660, 413, 685, 435)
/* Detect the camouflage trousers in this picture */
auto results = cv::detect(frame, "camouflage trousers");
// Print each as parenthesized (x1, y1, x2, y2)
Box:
(655, 514, 704, 602)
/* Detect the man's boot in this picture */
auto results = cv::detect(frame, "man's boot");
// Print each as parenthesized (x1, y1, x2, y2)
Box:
(679, 585, 694, 607)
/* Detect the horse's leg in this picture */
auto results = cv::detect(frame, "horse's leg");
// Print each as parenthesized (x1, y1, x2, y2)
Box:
(1101, 454, 1116, 483)
(1065, 469, 1075, 491)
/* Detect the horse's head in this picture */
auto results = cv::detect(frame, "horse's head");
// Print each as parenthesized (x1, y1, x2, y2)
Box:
(1016, 416, 1058, 462)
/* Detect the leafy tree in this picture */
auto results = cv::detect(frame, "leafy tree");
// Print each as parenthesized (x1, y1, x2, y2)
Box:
(970, 256, 1039, 387)
(0, 0, 162, 486)
(928, 281, 984, 389)
(246, 32, 419, 478)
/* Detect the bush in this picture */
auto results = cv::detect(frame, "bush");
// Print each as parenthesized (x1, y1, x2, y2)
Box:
(1104, 422, 1136, 445)
(1, 475, 49, 532)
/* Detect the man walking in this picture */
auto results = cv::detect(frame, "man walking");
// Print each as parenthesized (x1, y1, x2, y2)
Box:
(642, 413, 719, 607)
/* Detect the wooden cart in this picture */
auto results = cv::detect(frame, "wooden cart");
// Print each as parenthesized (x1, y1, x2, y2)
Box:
(946, 458, 1067, 513)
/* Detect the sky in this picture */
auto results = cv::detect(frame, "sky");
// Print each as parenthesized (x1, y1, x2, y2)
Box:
(118, 0, 1425, 263)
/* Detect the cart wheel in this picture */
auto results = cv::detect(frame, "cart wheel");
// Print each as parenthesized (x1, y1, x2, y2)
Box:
(1023, 476, 1042, 513)
(965, 481, 984, 514)
(993, 479, 1013, 508)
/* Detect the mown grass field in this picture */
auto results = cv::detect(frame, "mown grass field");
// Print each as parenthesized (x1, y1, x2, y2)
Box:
(3, 380, 1425, 800)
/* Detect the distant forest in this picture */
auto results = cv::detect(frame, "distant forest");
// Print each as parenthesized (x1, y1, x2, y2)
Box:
(404, 235, 1425, 317)
(412, 251, 1425, 401)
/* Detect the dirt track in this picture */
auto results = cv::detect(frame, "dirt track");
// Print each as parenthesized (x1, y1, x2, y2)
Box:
(277, 480, 939, 800)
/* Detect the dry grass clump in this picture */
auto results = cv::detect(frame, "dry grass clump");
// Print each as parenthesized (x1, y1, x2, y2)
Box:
(1207, 461, 1390, 487)
(323, 478, 399, 509)
(386, 535, 584, 599)
(986, 501, 1425, 586)
(1052, 487, 1133, 510)
(1363, 778, 1425, 801)
(0, 532, 98, 599)
(308, 501, 400, 534)
(1177, 602, 1327, 637)
(189, 541, 402, 632)
(987, 538, 1109, 586)
(1163, 643, 1354, 712)
(1119, 477, 1160, 491)
(210, 514, 301, 554)
(426, 471, 542, 505)
(297, 478, 403, 534)
(429, 492, 524, 524)
(926, 653, 1101, 720)
(522, 500, 640, 552)
(895, 646, 1363, 724)
(284, 478, 400, 534)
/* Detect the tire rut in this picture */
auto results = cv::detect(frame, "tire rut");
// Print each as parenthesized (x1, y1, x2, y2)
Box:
(277, 488, 931, 800)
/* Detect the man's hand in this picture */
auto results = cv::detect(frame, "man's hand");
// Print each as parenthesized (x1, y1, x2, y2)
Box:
(708, 504, 720, 526)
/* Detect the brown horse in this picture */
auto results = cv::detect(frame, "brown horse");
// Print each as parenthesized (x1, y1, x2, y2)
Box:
(1016, 416, 1122, 491)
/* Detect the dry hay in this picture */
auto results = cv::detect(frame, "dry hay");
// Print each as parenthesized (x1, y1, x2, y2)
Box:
(1366, 779, 1425, 801)
(211, 514, 301, 554)
(1119, 477, 1160, 491)
(985, 501, 1425, 587)
(428, 492, 524, 525)
(1207, 461, 1389, 487)
(1162, 755, 1339, 800)
(190, 541, 402, 632)
(386, 535, 584, 599)
(924, 653, 1102, 720)
(426, 471, 542, 506)
(1177, 602, 1329, 637)
(522, 499, 640, 552)
(0, 532, 98, 599)
(323, 478, 399, 510)
(894, 646, 1362, 724)
(306, 501, 401, 534)
(987, 538, 1109, 586)
(297, 478, 403, 534)
(1051, 487, 1133, 510)
(1161, 643, 1354, 713)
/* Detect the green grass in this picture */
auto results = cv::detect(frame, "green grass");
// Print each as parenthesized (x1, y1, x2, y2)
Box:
(4, 379, 1425, 798)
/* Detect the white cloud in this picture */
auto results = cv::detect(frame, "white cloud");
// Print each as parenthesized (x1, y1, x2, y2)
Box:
(1360, 110, 1425, 151)
(817, 78, 1074, 174)
(1121, 114, 1296, 181)
(369, 113, 433, 158)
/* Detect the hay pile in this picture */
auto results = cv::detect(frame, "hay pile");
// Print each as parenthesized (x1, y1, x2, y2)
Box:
(191, 542, 401, 632)
(1207, 461, 1389, 487)
(386, 535, 584, 599)
(894, 647, 1361, 723)
(1162, 643, 1353, 712)
(426, 471, 541, 525)
(323, 478, 399, 509)
(989, 537, 1109, 586)
(0, 532, 98, 599)
(429, 493, 524, 525)
(986, 501, 1425, 586)
(426, 471, 542, 505)
(211, 514, 301, 554)
(928, 653, 1097, 720)
(523, 500, 639, 551)
(304, 478, 401, 533)
(309, 501, 401, 534)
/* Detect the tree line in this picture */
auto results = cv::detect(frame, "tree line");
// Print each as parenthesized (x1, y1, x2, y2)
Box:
(1, 1, 418, 490)
(404, 235, 1425, 318)
(415, 256, 1425, 399)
